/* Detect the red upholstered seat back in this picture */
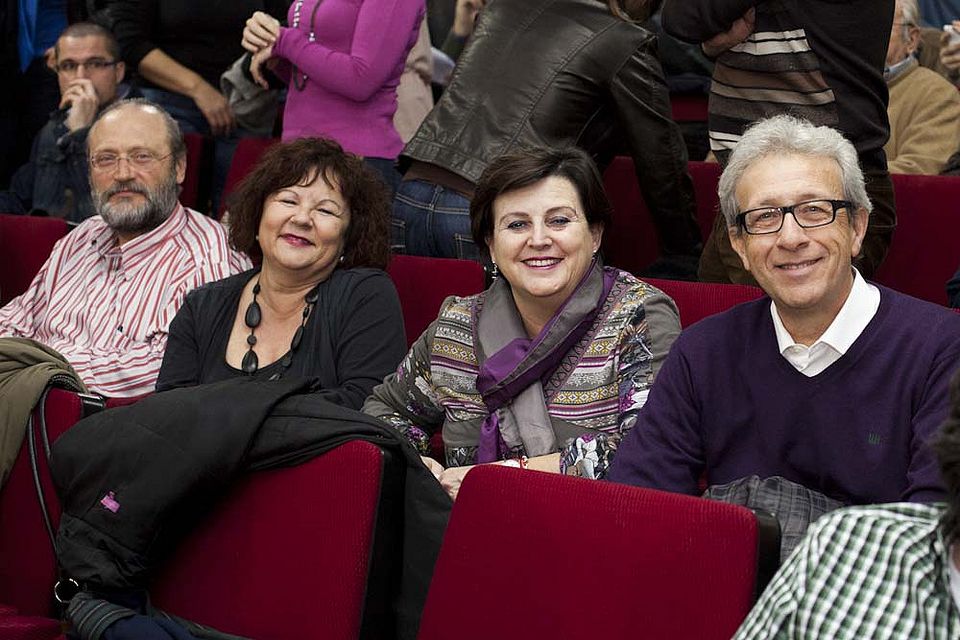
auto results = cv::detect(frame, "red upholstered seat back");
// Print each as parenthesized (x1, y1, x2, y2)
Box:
(418, 466, 769, 640)
(645, 277, 764, 327)
(179, 133, 205, 211)
(0, 214, 69, 305)
(601, 159, 721, 274)
(0, 388, 102, 616)
(218, 137, 279, 219)
(387, 254, 486, 346)
(151, 441, 391, 640)
(874, 173, 960, 305)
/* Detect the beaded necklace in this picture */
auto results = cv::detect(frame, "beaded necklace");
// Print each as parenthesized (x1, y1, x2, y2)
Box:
(291, 0, 322, 91)
(242, 278, 320, 380)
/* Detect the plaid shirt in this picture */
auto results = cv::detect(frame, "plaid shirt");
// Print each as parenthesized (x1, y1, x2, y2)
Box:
(735, 503, 960, 640)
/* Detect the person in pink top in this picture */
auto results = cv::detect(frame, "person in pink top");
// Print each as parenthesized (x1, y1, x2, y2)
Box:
(241, 0, 425, 193)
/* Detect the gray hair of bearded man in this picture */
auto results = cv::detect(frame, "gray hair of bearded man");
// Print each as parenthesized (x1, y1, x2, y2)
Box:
(718, 114, 872, 234)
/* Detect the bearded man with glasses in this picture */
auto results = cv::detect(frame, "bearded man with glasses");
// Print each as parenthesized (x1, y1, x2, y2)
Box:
(0, 22, 133, 222)
(607, 115, 960, 552)
(0, 98, 250, 397)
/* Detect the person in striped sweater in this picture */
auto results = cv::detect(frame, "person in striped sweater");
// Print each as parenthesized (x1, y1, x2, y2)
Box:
(0, 98, 250, 397)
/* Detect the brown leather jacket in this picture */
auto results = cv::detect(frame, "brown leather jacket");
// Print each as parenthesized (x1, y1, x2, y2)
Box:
(401, 0, 702, 258)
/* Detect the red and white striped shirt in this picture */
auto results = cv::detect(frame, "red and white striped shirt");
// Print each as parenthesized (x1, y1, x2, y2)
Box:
(0, 204, 251, 397)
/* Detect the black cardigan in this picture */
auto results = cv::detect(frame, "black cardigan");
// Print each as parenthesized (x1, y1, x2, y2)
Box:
(156, 267, 407, 410)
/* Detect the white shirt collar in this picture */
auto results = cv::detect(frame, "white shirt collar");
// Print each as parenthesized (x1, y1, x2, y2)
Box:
(771, 269, 880, 376)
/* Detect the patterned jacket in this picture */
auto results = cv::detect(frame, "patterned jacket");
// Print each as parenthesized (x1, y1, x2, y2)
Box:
(363, 270, 680, 470)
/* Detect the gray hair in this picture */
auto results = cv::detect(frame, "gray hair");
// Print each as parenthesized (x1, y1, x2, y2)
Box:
(898, 0, 920, 29)
(718, 115, 871, 232)
(89, 98, 187, 162)
(897, 0, 922, 44)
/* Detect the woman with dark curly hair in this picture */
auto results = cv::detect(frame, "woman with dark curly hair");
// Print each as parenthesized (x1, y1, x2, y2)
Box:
(156, 137, 406, 409)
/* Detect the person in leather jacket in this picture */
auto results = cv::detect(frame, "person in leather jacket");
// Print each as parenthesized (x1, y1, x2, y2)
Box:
(392, 0, 702, 276)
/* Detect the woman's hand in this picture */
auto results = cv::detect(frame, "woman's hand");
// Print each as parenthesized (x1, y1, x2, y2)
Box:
(421, 455, 444, 480)
(452, 0, 486, 38)
(243, 11, 281, 53)
(250, 43, 275, 89)
(191, 81, 236, 136)
(438, 464, 475, 501)
(941, 21, 960, 73)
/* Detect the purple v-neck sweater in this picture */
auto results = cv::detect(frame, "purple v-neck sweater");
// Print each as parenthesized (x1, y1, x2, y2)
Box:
(608, 285, 960, 505)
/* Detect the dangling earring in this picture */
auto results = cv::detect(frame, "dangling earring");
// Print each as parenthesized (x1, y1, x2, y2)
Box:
(339, 254, 345, 264)
(491, 262, 499, 279)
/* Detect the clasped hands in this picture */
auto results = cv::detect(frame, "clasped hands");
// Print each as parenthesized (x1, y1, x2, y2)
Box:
(242, 11, 282, 89)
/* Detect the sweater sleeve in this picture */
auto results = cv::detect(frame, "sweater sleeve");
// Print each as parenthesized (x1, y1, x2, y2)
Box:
(661, 0, 759, 44)
(610, 39, 702, 257)
(903, 320, 960, 502)
(110, 0, 160, 71)
(605, 336, 705, 494)
(271, 0, 424, 102)
(362, 307, 448, 455)
(155, 293, 202, 392)
(312, 272, 407, 410)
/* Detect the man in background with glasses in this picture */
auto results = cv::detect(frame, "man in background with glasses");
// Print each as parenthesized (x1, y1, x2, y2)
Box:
(608, 116, 960, 538)
(0, 98, 250, 397)
(0, 22, 129, 222)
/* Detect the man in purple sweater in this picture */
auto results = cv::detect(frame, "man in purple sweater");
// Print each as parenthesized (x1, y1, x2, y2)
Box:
(608, 115, 960, 506)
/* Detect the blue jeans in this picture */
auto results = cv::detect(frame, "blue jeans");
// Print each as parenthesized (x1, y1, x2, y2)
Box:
(140, 87, 257, 215)
(391, 179, 480, 260)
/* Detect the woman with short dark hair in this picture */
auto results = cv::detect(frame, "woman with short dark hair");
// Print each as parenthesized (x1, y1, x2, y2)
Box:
(364, 146, 681, 498)
(156, 137, 406, 409)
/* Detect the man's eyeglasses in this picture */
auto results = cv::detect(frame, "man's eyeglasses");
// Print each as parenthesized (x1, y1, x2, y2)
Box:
(89, 151, 174, 173)
(56, 58, 119, 74)
(736, 199, 854, 235)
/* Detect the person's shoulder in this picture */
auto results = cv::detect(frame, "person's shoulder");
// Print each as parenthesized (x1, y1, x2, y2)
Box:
(908, 64, 960, 96)
(181, 207, 231, 241)
(876, 284, 960, 338)
(806, 502, 944, 549)
(59, 215, 110, 252)
(681, 294, 770, 340)
(184, 269, 253, 306)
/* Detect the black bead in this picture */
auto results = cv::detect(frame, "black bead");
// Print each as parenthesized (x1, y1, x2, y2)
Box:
(247, 334, 257, 346)
(281, 353, 293, 368)
(305, 289, 318, 304)
(291, 325, 304, 350)
(245, 301, 261, 328)
(252, 282, 261, 295)
(241, 349, 259, 374)
(302, 305, 311, 318)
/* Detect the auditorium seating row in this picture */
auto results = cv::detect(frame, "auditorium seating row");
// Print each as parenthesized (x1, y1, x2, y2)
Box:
(1, 383, 780, 640)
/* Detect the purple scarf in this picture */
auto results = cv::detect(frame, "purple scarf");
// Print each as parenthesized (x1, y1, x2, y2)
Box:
(474, 261, 617, 462)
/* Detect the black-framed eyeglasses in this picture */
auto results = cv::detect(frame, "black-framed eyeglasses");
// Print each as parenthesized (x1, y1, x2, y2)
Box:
(736, 199, 854, 235)
(55, 58, 119, 74)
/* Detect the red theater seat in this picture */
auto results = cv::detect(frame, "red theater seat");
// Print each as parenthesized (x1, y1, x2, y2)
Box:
(418, 465, 779, 640)
(0, 214, 69, 305)
(218, 137, 279, 219)
(874, 173, 960, 305)
(0, 388, 103, 616)
(601, 159, 720, 275)
(646, 277, 764, 327)
(180, 133, 205, 211)
(151, 440, 399, 640)
(387, 254, 486, 346)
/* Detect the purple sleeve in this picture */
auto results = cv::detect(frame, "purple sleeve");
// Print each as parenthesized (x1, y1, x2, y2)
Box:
(605, 338, 704, 494)
(272, 0, 424, 102)
(661, 0, 759, 44)
(903, 332, 960, 502)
